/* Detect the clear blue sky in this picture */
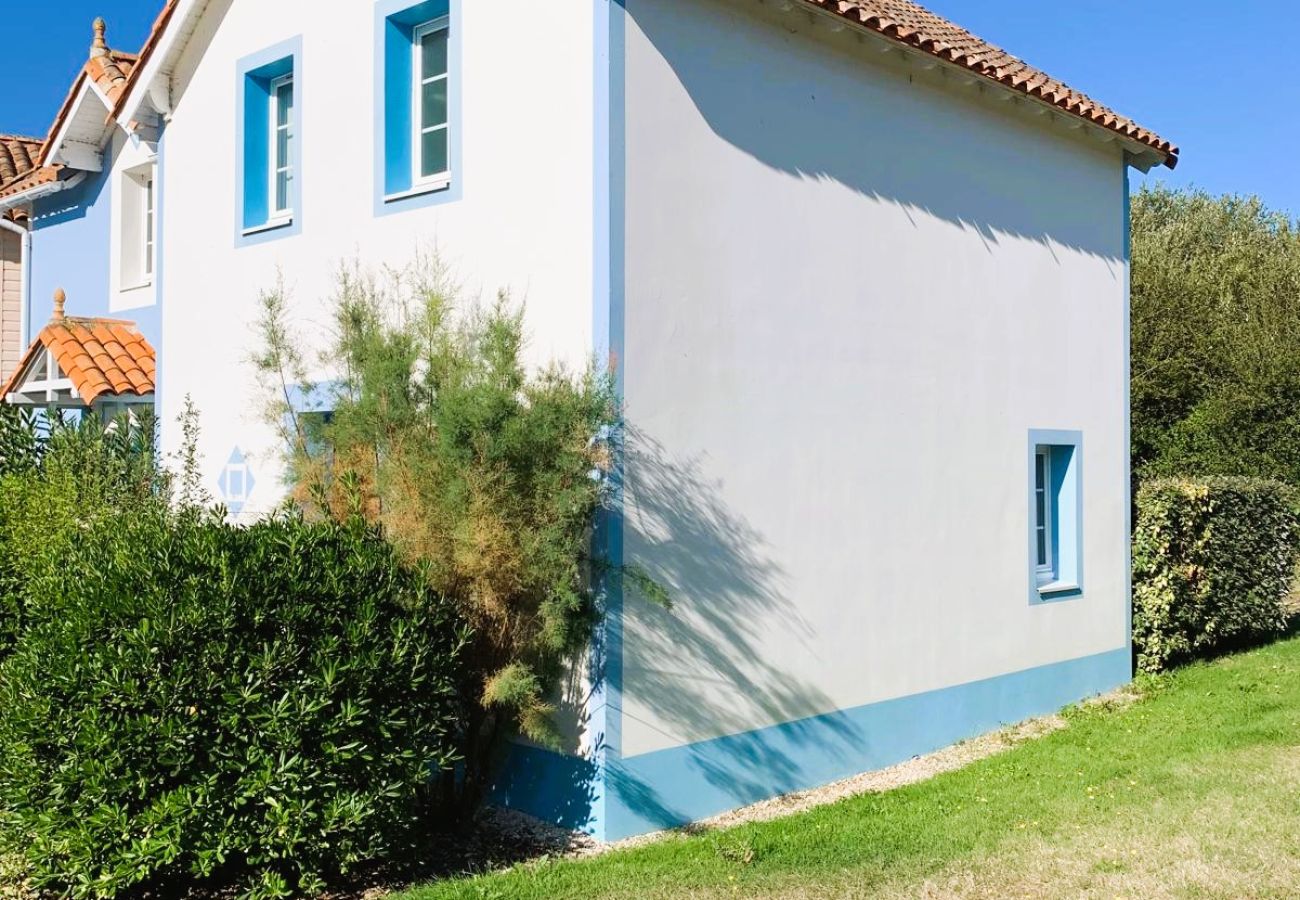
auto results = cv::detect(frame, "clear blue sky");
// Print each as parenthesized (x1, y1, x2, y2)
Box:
(4, 1, 1298, 215)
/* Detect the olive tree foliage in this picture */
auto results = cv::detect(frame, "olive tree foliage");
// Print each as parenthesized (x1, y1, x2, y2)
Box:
(253, 253, 665, 807)
(1131, 185, 1300, 483)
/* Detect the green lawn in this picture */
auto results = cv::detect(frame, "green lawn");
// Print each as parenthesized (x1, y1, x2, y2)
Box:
(402, 637, 1300, 899)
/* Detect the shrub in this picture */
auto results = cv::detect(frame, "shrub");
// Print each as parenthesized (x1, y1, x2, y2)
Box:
(1132, 476, 1298, 672)
(0, 504, 469, 899)
(0, 411, 162, 661)
(1131, 186, 1300, 483)
(252, 255, 663, 812)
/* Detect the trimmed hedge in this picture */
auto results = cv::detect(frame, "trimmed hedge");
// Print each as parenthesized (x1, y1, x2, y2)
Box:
(0, 507, 469, 899)
(1133, 476, 1298, 673)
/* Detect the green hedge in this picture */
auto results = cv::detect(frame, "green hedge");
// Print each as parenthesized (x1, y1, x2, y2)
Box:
(1133, 476, 1298, 673)
(0, 506, 469, 899)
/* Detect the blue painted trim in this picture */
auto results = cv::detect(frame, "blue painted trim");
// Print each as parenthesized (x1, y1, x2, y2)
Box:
(234, 37, 303, 247)
(581, 0, 627, 841)
(1122, 168, 1133, 652)
(373, 0, 462, 217)
(1028, 428, 1084, 604)
(495, 646, 1131, 840)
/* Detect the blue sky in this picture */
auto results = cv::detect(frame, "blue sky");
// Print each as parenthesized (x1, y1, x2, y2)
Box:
(5, 1, 1297, 215)
(4, 0, 160, 137)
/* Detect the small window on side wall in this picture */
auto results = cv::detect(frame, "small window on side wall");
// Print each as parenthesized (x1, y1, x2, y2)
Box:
(1028, 430, 1083, 602)
(379, 0, 456, 206)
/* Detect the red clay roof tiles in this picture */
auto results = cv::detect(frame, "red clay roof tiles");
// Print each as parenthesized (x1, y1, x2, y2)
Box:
(1, 312, 156, 406)
(0, 136, 42, 187)
(800, 0, 1177, 167)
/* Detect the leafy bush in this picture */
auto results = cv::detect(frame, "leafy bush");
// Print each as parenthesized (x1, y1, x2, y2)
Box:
(252, 255, 659, 811)
(0, 497, 469, 898)
(1132, 186, 1300, 483)
(0, 411, 162, 660)
(1132, 476, 1298, 672)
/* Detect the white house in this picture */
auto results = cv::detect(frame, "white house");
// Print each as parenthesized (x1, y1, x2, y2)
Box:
(0, 0, 1177, 840)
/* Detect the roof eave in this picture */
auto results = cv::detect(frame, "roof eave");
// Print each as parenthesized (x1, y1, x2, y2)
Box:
(42, 80, 114, 173)
(793, 0, 1177, 170)
(0, 175, 71, 214)
(115, 0, 195, 132)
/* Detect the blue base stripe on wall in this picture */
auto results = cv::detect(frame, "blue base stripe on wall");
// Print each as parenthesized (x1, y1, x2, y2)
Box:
(491, 646, 1131, 841)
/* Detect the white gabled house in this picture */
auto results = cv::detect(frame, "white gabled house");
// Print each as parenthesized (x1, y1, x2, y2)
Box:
(1, 0, 1177, 840)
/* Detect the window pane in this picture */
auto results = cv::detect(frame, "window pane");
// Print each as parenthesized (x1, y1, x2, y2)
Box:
(421, 128, 448, 177)
(1035, 489, 1045, 528)
(276, 171, 290, 211)
(1036, 528, 1047, 566)
(421, 30, 448, 79)
(421, 79, 448, 129)
(276, 81, 293, 126)
(276, 129, 290, 169)
(1035, 452, 1045, 491)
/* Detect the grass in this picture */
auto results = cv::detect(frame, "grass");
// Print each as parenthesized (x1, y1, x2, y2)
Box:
(398, 635, 1300, 899)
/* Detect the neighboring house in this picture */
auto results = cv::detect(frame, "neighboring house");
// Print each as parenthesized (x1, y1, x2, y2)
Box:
(1, 0, 1177, 841)
(0, 135, 43, 376)
(0, 19, 159, 415)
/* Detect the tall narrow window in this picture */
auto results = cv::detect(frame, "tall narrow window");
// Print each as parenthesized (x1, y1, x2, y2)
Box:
(270, 74, 294, 219)
(1028, 431, 1083, 602)
(1034, 448, 1053, 583)
(143, 176, 155, 278)
(413, 19, 449, 185)
(117, 163, 156, 294)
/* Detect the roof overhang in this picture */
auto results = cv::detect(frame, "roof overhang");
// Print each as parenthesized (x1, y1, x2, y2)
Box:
(43, 77, 113, 172)
(115, 0, 206, 133)
(0, 172, 80, 215)
(790, 0, 1178, 170)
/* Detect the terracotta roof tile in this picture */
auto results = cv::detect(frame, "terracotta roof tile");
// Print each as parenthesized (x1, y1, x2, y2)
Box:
(1, 313, 156, 406)
(0, 164, 59, 200)
(802, 0, 1177, 167)
(0, 136, 41, 186)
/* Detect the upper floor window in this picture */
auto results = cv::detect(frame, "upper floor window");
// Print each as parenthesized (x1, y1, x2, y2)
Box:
(377, 0, 459, 210)
(236, 37, 302, 244)
(118, 162, 156, 293)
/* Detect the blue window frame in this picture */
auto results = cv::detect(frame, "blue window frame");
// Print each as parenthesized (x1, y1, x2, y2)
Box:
(1027, 429, 1083, 603)
(235, 37, 303, 245)
(375, 0, 462, 214)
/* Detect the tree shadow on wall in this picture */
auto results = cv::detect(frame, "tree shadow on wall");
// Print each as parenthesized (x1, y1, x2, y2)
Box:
(609, 425, 863, 825)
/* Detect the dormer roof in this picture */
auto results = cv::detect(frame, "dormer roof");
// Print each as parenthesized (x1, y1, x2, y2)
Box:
(2, 291, 155, 407)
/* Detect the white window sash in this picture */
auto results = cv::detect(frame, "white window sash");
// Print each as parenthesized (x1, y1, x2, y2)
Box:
(142, 174, 155, 278)
(1035, 448, 1054, 583)
(269, 73, 294, 220)
(412, 17, 451, 188)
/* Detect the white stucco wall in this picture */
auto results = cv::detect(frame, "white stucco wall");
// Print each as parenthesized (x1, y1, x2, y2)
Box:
(157, 0, 597, 516)
(617, 0, 1131, 757)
